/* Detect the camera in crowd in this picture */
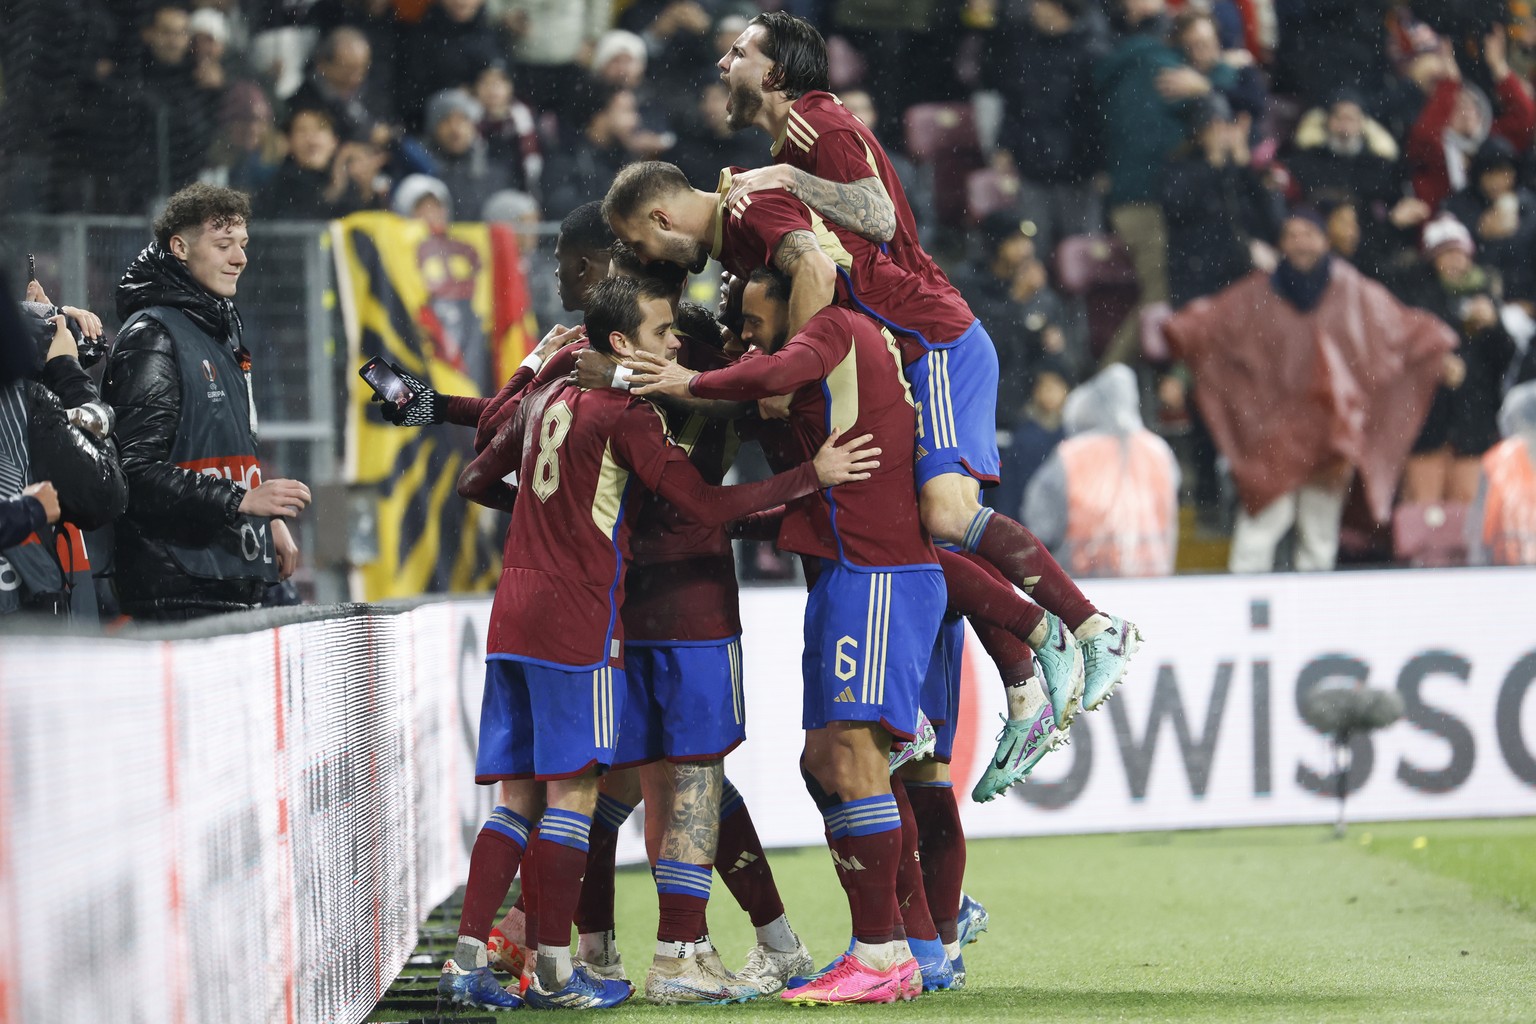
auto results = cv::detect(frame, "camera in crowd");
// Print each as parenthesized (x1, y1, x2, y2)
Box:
(20, 301, 108, 368)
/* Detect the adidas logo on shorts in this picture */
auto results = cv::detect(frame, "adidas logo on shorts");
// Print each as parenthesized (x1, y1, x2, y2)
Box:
(833, 686, 855, 703)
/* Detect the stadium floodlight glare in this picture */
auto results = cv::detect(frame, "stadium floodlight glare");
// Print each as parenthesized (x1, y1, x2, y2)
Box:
(1300, 681, 1405, 838)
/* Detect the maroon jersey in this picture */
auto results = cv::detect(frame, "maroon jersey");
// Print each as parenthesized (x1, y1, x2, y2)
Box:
(478, 379, 819, 668)
(773, 91, 966, 309)
(624, 335, 745, 642)
(709, 170, 975, 362)
(689, 306, 936, 570)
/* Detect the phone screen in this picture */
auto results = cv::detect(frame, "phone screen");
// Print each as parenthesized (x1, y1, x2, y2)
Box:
(360, 358, 416, 406)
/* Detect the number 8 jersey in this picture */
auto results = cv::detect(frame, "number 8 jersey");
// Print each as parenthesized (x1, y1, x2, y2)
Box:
(483, 377, 821, 672)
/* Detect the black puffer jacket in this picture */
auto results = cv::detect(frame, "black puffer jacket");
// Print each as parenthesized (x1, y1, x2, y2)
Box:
(101, 244, 266, 615)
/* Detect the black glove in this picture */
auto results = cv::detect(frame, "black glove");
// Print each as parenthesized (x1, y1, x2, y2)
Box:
(375, 362, 447, 426)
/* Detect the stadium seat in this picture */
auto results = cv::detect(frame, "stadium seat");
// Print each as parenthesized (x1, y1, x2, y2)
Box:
(1053, 234, 1140, 362)
(1392, 501, 1470, 568)
(965, 168, 1021, 225)
(903, 102, 984, 229)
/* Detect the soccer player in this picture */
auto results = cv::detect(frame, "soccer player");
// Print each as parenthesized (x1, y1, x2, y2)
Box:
(714, 12, 1142, 776)
(603, 161, 1091, 793)
(629, 267, 946, 1005)
(449, 274, 875, 1009)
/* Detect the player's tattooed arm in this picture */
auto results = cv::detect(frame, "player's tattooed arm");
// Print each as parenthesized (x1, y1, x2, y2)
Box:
(660, 761, 723, 864)
(788, 172, 896, 243)
(773, 230, 838, 337)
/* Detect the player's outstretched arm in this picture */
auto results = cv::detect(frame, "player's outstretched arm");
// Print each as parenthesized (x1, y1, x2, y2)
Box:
(637, 423, 879, 527)
(627, 341, 825, 402)
(726, 166, 895, 243)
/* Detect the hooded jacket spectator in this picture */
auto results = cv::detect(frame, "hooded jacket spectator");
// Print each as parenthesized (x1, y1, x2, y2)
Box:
(1441, 137, 1536, 302)
(1470, 381, 1536, 565)
(419, 90, 513, 222)
(103, 244, 276, 616)
(1024, 365, 1180, 578)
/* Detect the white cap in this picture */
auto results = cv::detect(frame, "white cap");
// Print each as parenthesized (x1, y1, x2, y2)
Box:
(189, 8, 229, 45)
(392, 174, 451, 217)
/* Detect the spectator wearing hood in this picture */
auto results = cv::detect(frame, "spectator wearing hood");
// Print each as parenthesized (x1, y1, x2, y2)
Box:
(1395, 216, 1521, 504)
(1470, 380, 1536, 564)
(1285, 90, 1425, 278)
(418, 90, 513, 222)
(1162, 94, 1283, 310)
(987, 0, 1104, 257)
(1442, 137, 1536, 303)
(1407, 27, 1535, 211)
(102, 184, 310, 620)
(1166, 208, 1458, 573)
(1023, 364, 1180, 578)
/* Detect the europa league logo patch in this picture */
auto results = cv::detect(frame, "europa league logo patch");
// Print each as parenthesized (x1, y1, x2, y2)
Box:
(201, 359, 217, 384)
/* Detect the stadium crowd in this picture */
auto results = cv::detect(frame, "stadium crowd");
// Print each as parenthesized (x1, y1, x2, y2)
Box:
(8, 0, 1536, 574)
(4, 1, 1536, 1015)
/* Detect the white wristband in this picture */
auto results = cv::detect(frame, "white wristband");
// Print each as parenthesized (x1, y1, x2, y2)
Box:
(519, 351, 545, 373)
(612, 365, 634, 391)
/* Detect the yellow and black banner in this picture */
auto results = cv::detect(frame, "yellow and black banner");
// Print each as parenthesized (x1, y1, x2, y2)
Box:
(334, 211, 539, 600)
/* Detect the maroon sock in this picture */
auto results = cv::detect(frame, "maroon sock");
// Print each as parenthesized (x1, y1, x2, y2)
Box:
(657, 892, 709, 944)
(573, 825, 620, 934)
(830, 829, 902, 944)
(458, 828, 527, 942)
(969, 511, 1098, 629)
(891, 782, 939, 941)
(716, 785, 787, 927)
(533, 838, 589, 948)
(904, 782, 966, 944)
(936, 547, 1046, 641)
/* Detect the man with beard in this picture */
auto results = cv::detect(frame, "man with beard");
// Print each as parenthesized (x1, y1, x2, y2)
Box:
(604, 159, 1098, 801)
(447, 274, 875, 1009)
(704, 13, 1140, 778)
(627, 266, 944, 1005)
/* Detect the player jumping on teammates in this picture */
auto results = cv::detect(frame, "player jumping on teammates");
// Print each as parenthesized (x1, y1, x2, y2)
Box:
(603, 160, 1099, 800)
(711, 12, 1143, 793)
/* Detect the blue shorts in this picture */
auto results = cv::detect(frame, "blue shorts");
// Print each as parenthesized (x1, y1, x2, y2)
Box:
(920, 617, 966, 763)
(906, 321, 1002, 490)
(476, 658, 623, 782)
(613, 637, 748, 768)
(801, 561, 946, 739)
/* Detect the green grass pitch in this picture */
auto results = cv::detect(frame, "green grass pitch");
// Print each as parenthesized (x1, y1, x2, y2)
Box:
(372, 817, 1536, 1023)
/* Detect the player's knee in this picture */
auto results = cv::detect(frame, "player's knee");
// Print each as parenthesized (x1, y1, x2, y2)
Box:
(919, 477, 983, 545)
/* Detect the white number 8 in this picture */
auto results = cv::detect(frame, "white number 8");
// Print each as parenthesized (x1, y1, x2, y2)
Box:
(532, 401, 573, 502)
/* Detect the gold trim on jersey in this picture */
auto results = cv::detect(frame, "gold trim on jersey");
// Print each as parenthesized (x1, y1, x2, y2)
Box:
(673, 411, 709, 456)
(806, 209, 854, 272)
(825, 339, 860, 437)
(590, 441, 631, 538)
(592, 666, 616, 748)
(879, 326, 917, 409)
(785, 109, 819, 153)
(862, 573, 893, 705)
(710, 170, 732, 260)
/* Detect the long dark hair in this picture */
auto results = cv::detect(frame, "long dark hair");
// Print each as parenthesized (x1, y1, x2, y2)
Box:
(748, 12, 830, 98)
